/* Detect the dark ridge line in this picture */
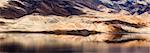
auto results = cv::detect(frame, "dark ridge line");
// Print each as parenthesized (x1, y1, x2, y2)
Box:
(93, 20, 145, 28)
(0, 30, 144, 36)
(0, 30, 145, 43)
(8, 1, 26, 9)
(104, 38, 145, 43)
(0, 29, 147, 43)
(0, 29, 102, 36)
(0, 31, 138, 34)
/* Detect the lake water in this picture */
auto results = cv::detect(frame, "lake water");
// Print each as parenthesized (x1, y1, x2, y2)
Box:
(0, 33, 150, 53)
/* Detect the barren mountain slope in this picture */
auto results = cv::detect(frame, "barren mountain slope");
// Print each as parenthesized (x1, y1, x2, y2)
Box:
(0, 0, 150, 51)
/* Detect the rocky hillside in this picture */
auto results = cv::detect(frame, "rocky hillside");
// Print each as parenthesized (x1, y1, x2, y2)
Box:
(0, 0, 150, 52)
(0, 0, 149, 19)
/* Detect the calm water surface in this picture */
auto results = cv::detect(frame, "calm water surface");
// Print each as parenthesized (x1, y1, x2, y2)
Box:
(0, 33, 150, 53)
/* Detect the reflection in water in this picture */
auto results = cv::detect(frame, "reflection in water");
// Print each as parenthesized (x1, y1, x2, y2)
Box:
(0, 33, 150, 53)
(0, 42, 150, 53)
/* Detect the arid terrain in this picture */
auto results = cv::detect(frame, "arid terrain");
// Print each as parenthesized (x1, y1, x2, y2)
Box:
(0, 0, 150, 53)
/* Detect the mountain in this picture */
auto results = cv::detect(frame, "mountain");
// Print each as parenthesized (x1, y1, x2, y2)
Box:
(0, 0, 99, 19)
(0, 0, 150, 52)
(0, 0, 149, 19)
